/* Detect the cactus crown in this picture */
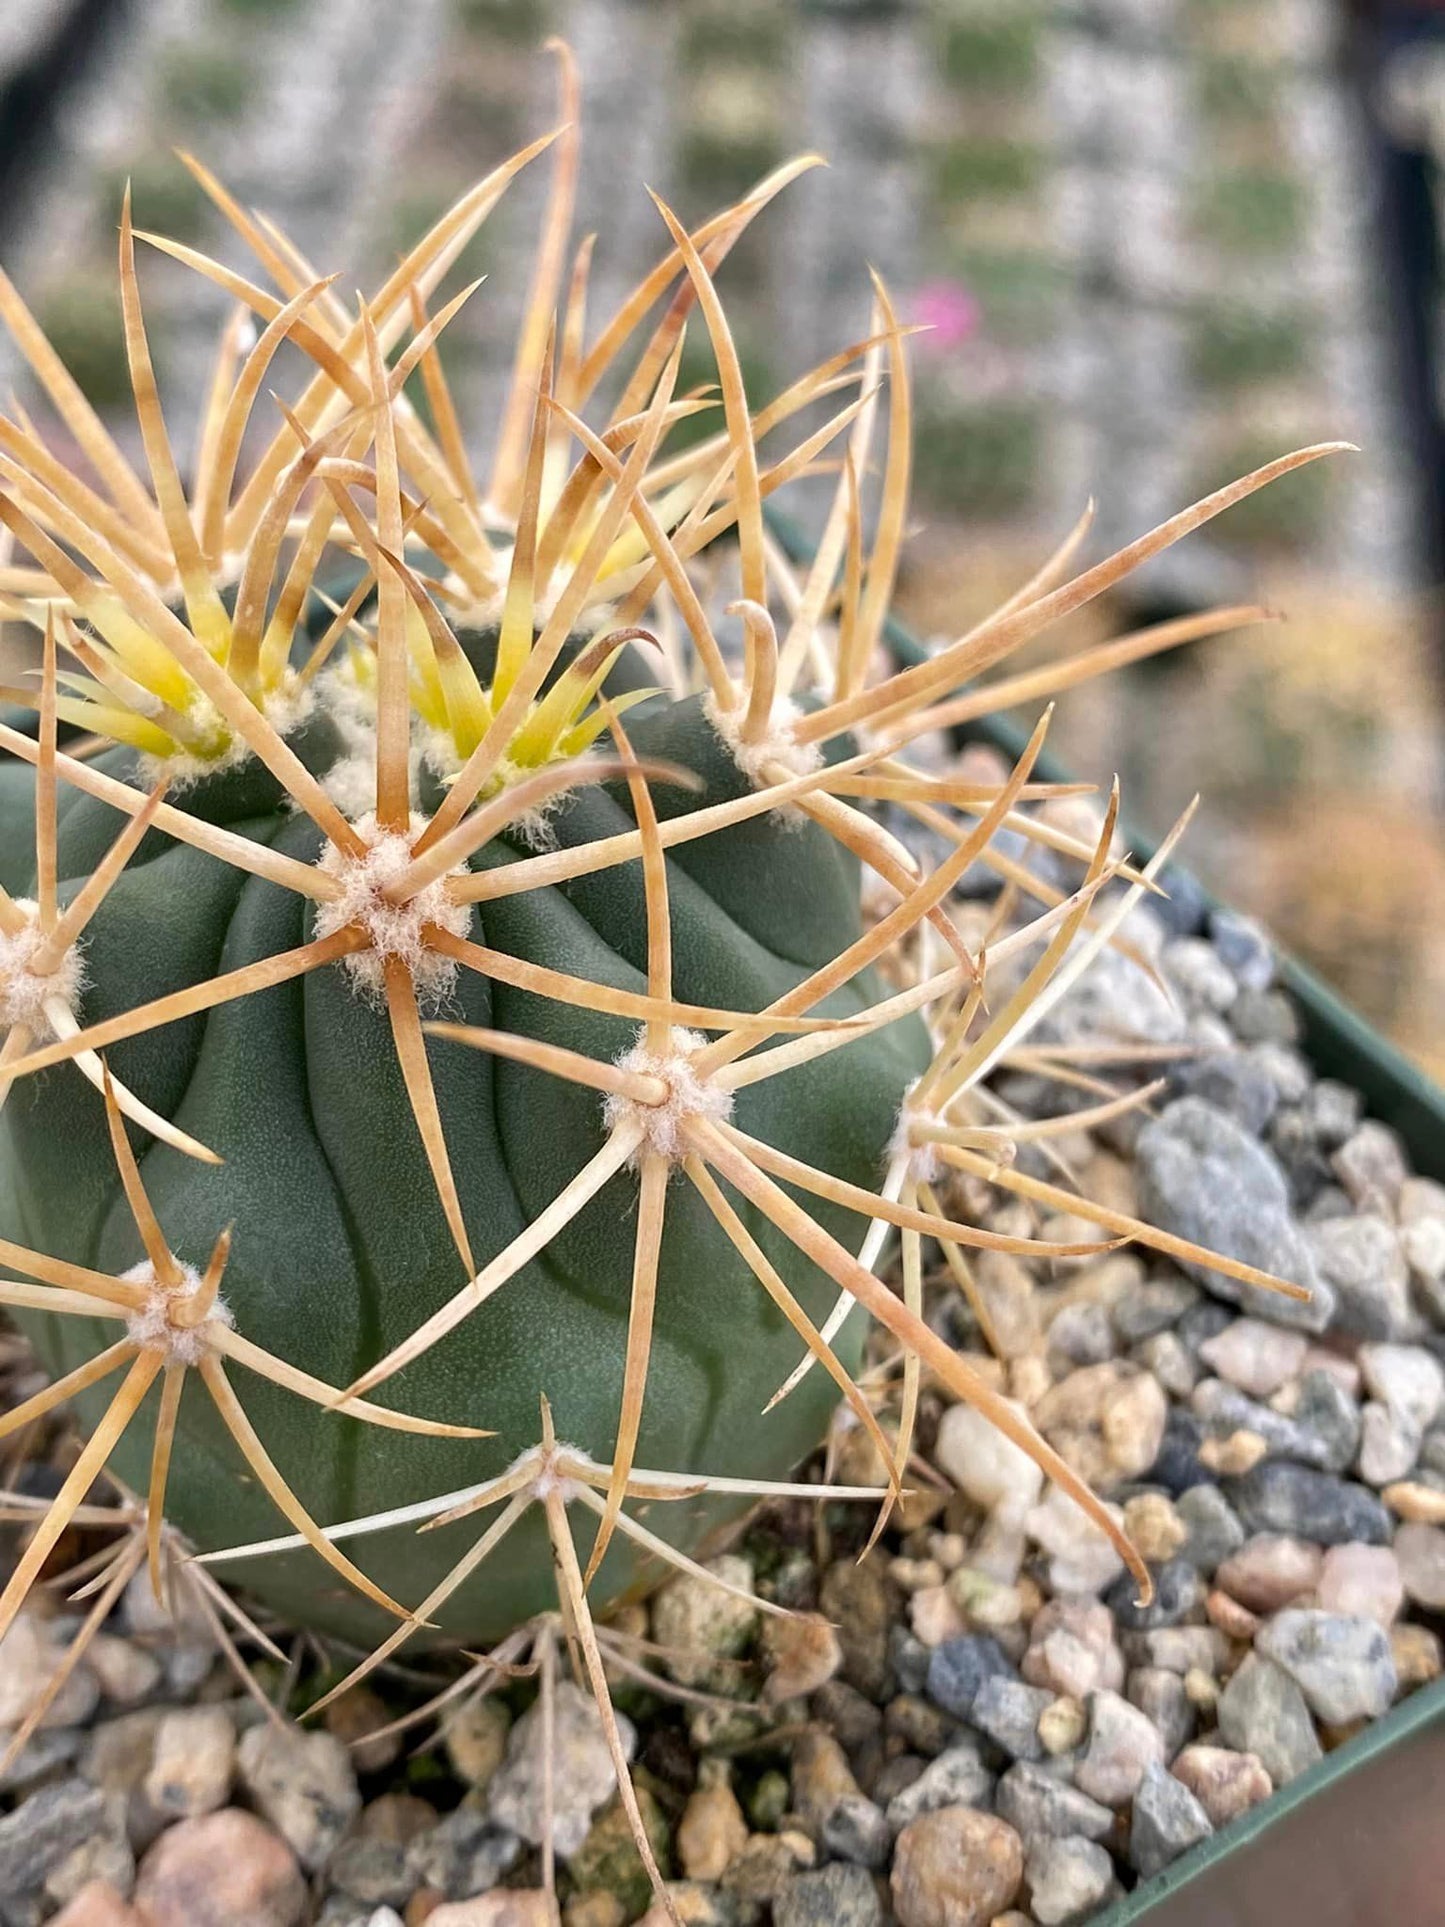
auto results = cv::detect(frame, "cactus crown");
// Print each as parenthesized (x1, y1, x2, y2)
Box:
(0, 43, 1337, 1912)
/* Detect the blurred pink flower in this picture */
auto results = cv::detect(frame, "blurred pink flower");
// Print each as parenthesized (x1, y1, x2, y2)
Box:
(911, 277, 981, 354)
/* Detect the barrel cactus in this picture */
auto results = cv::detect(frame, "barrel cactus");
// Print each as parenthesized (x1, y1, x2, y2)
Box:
(0, 49, 1328, 1865)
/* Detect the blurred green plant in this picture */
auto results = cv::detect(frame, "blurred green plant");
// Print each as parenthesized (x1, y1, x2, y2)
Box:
(1191, 307, 1311, 390)
(940, 11, 1043, 94)
(160, 48, 252, 123)
(913, 398, 1040, 515)
(31, 286, 130, 410)
(1200, 436, 1332, 546)
(936, 136, 1045, 204)
(1198, 169, 1305, 254)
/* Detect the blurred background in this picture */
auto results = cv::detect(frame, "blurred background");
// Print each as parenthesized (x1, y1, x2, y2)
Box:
(1, 0, 1444, 1070)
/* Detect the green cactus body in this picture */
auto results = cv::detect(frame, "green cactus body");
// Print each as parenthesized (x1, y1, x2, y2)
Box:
(0, 699, 928, 1646)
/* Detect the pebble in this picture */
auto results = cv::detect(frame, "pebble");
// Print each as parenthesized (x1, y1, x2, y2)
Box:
(1163, 937, 1238, 1013)
(1317, 1544, 1404, 1624)
(1174, 1051, 1279, 1136)
(1176, 1484, 1245, 1573)
(443, 1699, 510, 1791)
(1170, 1746, 1272, 1827)
(426, 1899, 555, 1927)
(407, 1808, 521, 1902)
(131, 1809, 306, 1927)
(1134, 1330, 1198, 1399)
(1073, 1690, 1165, 1807)
(1121, 1493, 1187, 1564)
(678, 1779, 749, 1882)
(1210, 910, 1274, 991)
(1125, 1669, 1195, 1758)
(1034, 1362, 1168, 1490)
(762, 1614, 842, 1703)
(144, 1707, 235, 1821)
(1359, 1403, 1423, 1485)
(1110, 1556, 1204, 1633)
(1305, 1215, 1413, 1341)
(1134, 1099, 1330, 1330)
(1361, 1344, 1444, 1431)
(236, 1722, 360, 1873)
(1391, 1622, 1444, 1688)
(653, 1557, 759, 1691)
(1292, 1369, 1364, 1474)
(50, 1884, 141, 1927)
(1193, 1376, 1335, 1466)
(995, 1764, 1113, 1845)
(1025, 1834, 1115, 1926)
(932, 1400, 1044, 1516)
(1216, 1535, 1323, 1613)
(884, 1742, 995, 1831)
(969, 1676, 1053, 1762)
(86, 1637, 161, 1708)
(1128, 1763, 1213, 1879)
(0, 1615, 100, 1730)
(773, 1863, 881, 1927)
(822, 1795, 893, 1871)
(1037, 1697, 1088, 1757)
(890, 1807, 1023, 1927)
(1217, 1655, 1323, 1785)
(487, 1680, 632, 1858)
(1197, 1319, 1307, 1399)
(909, 1585, 964, 1648)
(1383, 1480, 1445, 1524)
(820, 1559, 893, 1701)
(1047, 1301, 1118, 1375)
(924, 1635, 1015, 1721)
(1021, 1600, 1124, 1700)
(1025, 1486, 1126, 1595)
(1112, 1274, 1200, 1344)
(322, 1689, 399, 1778)
(1333, 1122, 1409, 1216)
(1393, 1521, 1445, 1609)
(1256, 1609, 1398, 1722)
(1206, 1589, 1259, 1639)
(0, 1777, 106, 1898)
(1226, 1462, 1390, 1546)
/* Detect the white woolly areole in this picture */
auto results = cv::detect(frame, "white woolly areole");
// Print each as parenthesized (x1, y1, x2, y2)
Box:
(703, 690, 824, 789)
(0, 901, 83, 1033)
(136, 678, 314, 792)
(603, 1027, 734, 1164)
(314, 812, 470, 1004)
(889, 1087, 945, 1186)
(120, 1259, 234, 1366)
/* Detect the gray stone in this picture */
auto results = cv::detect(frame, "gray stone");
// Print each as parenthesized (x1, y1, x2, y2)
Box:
(1163, 937, 1238, 1013)
(1134, 1100, 1330, 1330)
(1103, 1558, 1202, 1632)
(1358, 1403, 1420, 1485)
(1333, 1122, 1409, 1217)
(1293, 1370, 1364, 1475)
(1128, 1763, 1213, 1879)
(1176, 1484, 1245, 1574)
(236, 1722, 361, 1874)
(1396, 1521, 1445, 1610)
(1306, 1215, 1414, 1341)
(488, 1680, 633, 1858)
(774, 1862, 882, 1927)
(1230, 987, 1299, 1045)
(1174, 1052, 1278, 1136)
(1307, 1081, 1363, 1149)
(970, 1676, 1054, 1763)
(1227, 1462, 1390, 1546)
(1122, 1629, 1230, 1678)
(995, 1763, 1114, 1846)
(328, 1835, 413, 1907)
(1111, 1275, 1200, 1344)
(406, 1807, 523, 1901)
(1217, 1655, 1323, 1785)
(1074, 1691, 1164, 1807)
(821, 1794, 892, 1870)
(1211, 910, 1275, 991)
(925, 1635, 1016, 1721)
(0, 1778, 106, 1898)
(1047, 1301, 1118, 1374)
(1191, 1378, 1332, 1467)
(1026, 1833, 1115, 1926)
(1255, 1611, 1398, 1723)
(884, 1740, 994, 1831)
(1125, 1668, 1196, 1759)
